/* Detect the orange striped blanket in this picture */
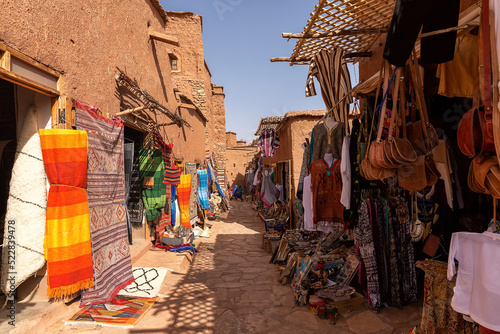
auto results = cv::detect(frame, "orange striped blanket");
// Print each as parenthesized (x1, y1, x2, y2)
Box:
(177, 174, 192, 227)
(39, 129, 94, 299)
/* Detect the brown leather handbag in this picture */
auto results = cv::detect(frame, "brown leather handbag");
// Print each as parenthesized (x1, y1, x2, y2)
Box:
(457, 0, 495, 157)
(369, 62, 395, 169)
(361, 62, 396, 180)
(407, 54, 439, 155)
(386, 74, 417, 164)
(398, 156, 427, 194)
(468, 156, 499, 194)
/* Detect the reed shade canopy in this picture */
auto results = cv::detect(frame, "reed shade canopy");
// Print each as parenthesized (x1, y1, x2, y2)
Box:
(289, 0, 396, 65)
(255, 116, 285, 136)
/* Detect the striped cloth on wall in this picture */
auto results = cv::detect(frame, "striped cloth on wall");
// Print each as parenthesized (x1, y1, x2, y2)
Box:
(39, 129, 94, 299)
(164, 166, 181, 185)
(305, 48, 352, 123)
(75, 102, 134, 306)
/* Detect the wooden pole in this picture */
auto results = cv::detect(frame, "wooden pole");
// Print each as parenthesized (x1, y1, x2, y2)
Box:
(282, 24, 476, 40)
(148, 29, 180, 46)
(270, 52, 373, 63)
(419, 24, 475, 38)
(116, 105, 147, 116)
(282, 28, 387, 39)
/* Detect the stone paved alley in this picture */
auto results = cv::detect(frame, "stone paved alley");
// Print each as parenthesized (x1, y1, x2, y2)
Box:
(38, 200, 422, 334)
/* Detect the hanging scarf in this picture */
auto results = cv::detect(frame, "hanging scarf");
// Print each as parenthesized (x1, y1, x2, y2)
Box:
(40, 129, 94, 299)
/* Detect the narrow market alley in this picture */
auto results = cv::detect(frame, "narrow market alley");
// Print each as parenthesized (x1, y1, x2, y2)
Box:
(39, 200, 421, 334)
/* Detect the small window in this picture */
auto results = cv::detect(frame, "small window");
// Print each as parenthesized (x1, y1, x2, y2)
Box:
(170, 55, 178, 71)
(231, 172, 233, 176)
(233, 163, 236, 167)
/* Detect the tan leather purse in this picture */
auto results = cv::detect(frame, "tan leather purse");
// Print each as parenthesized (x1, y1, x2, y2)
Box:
(385, 72, 418, 165)
(398, 155, 428, 194)
(361, 62, 396, 180)
(407, 54, 439, 155)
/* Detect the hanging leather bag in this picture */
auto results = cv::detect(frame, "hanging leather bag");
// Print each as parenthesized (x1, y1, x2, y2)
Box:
(361, 62, 396, 180)
(386, 73, 418, 164)
(398, 155, 428, 194)
(369, 62, 398, 173)
(457, 0, 495, 157)
(407, 54, 439, 155)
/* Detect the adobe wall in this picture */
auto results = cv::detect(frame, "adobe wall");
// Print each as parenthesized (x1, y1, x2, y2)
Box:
(212, 85, 227, 170)
(226, 132, 237, 148)
(226, 146, 259, 187)
(289, 117, 322, 193)
(0, 0, 207, 162)
(165, 11, 218, 163)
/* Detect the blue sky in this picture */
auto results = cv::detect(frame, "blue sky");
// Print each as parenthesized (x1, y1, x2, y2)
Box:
(161, 0, 358, 143)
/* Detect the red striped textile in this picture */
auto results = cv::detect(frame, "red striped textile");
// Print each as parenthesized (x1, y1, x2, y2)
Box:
(40, 129, 94, 299)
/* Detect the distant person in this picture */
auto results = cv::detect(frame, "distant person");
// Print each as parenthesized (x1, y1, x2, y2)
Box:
(237, 186, 243, 201)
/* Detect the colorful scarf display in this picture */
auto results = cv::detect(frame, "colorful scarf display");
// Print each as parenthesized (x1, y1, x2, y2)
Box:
(164, 166, 181, 185)
(139, 149, 167, 243)
(177, 174, 192, 227)
(76, 103, 133, 306)
(153, 133, 172, 229)
(39, 129, 94, 299)
(197, 169, 210, 210)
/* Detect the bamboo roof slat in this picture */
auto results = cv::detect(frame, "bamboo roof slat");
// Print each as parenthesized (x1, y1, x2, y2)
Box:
(290, 0, 396, 65)
(254, 116, 285, 136)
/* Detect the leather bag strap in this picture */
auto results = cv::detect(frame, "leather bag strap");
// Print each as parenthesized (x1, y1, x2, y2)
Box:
(481, 0, 492, 116)
(388, 67, 401, 140)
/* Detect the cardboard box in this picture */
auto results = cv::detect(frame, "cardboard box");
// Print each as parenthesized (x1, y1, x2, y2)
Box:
(328, 292, 365, 314)
(161, 232, 194, 246)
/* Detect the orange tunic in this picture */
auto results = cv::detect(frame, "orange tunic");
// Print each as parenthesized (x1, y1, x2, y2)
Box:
(309, 159, 343, 224)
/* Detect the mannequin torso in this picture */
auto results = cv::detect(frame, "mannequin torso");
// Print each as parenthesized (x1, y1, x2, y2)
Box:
(323, 115, 338, 132)
(324, 153, 334, 168)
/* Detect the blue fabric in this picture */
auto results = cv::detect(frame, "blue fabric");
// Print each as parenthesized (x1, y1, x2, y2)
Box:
(197, 170, 210, 210)
(217, 181, 227, 200)
(171, 185, 177, 227)
(206, 163, 213, 197)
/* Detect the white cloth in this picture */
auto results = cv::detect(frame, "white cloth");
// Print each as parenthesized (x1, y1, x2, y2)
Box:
(447, 232, 500, 331)
(253, 169, 260, 186)
(302, 175, 314, 231)
(275, 183, 284, 202)
(260, 174, 278, 208)
(340, 134, 351, 209)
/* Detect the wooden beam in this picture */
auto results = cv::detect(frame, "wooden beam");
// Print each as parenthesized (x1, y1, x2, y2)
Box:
(0, 42, 60, 78)
(0, 51, 11, 70)
(270, 52, 373, 63)
(0, 67, 60, 96)
(282, 28, 388, 39)
(116, 105, 147, 116)
(419, 24, 476, 38)
(179, 103, 196, 109)
(148, 29, 180, 46)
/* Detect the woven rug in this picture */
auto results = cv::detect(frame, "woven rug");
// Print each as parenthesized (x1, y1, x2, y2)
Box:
(185, 163, 198, 220)
(39, 129, 94, 298)
(1, 105, 48, 295)
(76, 101, 133, 306)
(178, 174, 192, 227)
(118, 267, 169, 298)
(66, 295, 159, 328)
